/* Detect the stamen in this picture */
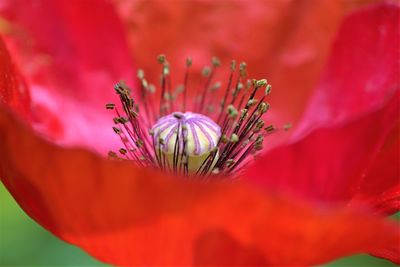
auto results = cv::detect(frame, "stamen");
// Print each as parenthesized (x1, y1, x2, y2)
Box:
(183, 57, 192, 111)
(106, 55, 276, 179)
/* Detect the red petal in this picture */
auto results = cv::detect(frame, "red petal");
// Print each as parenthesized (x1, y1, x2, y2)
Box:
(245, 91, 398, 204)
(0, 104, 398, 265)
(295, 3, 399, 137)
(1, 0, 133, 102)
(113, 0, 377, 128)
(244, 3, 400, 212)
(349, 123, 400, 215)
(1, 0, 134, 150)
(0, 37, 31, 119)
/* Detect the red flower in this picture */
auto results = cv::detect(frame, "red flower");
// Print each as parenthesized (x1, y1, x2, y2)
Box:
(0, 0, 399, 265)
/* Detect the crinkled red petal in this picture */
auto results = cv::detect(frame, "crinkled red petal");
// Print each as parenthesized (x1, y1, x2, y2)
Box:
(0, 104, 398, 265)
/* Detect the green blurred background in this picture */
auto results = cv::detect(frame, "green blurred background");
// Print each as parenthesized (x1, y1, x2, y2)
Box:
(0, 183, 397, 266)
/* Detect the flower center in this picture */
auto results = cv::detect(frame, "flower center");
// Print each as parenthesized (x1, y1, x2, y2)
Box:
(106, 55, 276, 179)
(151, 112, 221, 174)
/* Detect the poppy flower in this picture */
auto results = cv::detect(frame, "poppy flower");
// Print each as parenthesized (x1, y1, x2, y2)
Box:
(0, 0, 399, 266)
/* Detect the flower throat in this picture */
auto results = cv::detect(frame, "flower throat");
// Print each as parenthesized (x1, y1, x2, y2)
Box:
(106, 55, 275, 179)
